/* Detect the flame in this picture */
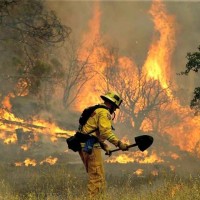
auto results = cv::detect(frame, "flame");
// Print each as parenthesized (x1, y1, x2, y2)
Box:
(30, 117, 75, 138)
(74, 2, 102, 110)
(15, 156, 58, 167)
(71, 0, 179, 167)
(107, 154, 134, 164)
(74, 1, 115, 111)
(106, 150, 164, 164)
(24, 158, 37, 167)
(166, 115, 200, 155)
(20, 144, 29, 151)
(107, 0, 200, 163)
(2, 0, 200, 167)
(140, 0, 200, 157)
(40, 156, 58, 165)
(0, 95, 26, 145)
(0, 95, 75, 145)
(151, 169, 159, 176)
(2, 93, 14, 111)
(170, 153, 180, 160)
(139, 150, 164, 164)
(1, 133, 17, 144)
(142, 0, 176, 93)
(15, 162, 23, 167)
(134, 168, 143, 176)
(4, 135, 17, 144)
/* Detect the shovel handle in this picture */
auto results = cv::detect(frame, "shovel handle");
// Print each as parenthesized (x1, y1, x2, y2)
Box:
(105, 143, 137, 155)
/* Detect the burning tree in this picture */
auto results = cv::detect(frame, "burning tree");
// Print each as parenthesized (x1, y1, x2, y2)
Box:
(61, 38, 99, 109)
(102, 60, 170, 134)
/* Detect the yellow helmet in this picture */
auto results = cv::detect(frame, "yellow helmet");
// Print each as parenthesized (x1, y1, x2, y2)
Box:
(100, 91, 123, 108)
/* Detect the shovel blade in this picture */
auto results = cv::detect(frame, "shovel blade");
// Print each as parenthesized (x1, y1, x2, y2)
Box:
(135, 135, 154, 152)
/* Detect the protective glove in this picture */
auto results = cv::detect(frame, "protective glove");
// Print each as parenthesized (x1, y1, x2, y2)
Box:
(100, 142, 112, 156)
(117, 141, 129, 151)
(105, 149, 112, 156)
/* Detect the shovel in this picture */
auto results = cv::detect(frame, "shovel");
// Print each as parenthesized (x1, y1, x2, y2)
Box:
(106, 135, 154, 156)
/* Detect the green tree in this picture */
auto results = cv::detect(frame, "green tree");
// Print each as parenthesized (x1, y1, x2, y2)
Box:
(181, 46, 200, 115)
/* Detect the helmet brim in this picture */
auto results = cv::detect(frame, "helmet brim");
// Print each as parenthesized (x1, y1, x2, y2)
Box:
(100, 95, 119, 108)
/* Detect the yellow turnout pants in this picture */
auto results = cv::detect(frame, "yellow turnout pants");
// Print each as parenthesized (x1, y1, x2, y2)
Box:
(79, 147, 105, 198)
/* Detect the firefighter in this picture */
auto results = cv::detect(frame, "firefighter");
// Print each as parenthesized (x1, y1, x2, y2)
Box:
(78, 91, 128, 199)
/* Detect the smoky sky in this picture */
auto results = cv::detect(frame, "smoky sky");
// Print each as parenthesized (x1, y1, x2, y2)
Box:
(47, 0, 200, 105)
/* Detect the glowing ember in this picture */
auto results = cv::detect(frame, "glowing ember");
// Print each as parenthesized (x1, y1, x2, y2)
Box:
(134, 168, 143, 176)
(15, 162, 23, 167)
(20, 144, 29, 151)
(170, 153, 180, 160)
(151, 169, 159, 176)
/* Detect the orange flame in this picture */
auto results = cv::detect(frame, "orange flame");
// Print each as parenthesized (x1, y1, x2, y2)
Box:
(134, 168, 143, 176)
(143, 0, 176, 92)
(106, 150, 164, 164)
(74, 2, 102, 111)
(151, 169, 159, 176)
(40, 156, 58, 165)
(141, 0, 200, 158)
(24, 158, 37, 167)
(166, 115, 200, 155)
(15, 156, 58, 167)
(74, 1, 116, 111)
(20, 144, 29, 151)
(3, 0, 200, 167)
(1, 93, 15, 111)
(0, 95, 75, 145)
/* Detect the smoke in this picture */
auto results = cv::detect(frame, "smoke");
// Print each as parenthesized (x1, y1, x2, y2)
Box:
(47, 0, 200, 95)
(1, 0, 200, 170)
(47, 0, 200, 169)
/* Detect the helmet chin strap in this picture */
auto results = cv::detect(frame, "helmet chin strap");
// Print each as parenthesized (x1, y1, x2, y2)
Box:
(109, 104, 116, 115)
(104, 101, 117, 117)
(112, 112, 116, 121)
(108, 106, 116, 120)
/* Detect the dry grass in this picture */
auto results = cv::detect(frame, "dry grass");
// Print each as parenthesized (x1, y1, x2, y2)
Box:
(0, 163, 200, 200)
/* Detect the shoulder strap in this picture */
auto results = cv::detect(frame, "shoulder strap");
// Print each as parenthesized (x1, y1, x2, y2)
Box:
(92, 104, 110, 112)
(79, 104, 109, 134)
(87, 128, 99, 135)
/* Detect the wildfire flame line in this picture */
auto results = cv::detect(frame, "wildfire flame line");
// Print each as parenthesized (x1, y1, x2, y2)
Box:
(1, 0, 200, 167)
(0, 95, 75, 145)
(15, 156, 58, 167)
